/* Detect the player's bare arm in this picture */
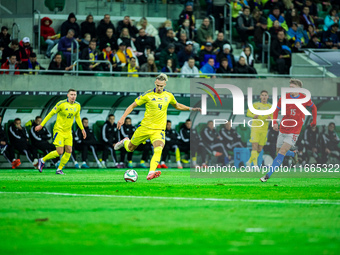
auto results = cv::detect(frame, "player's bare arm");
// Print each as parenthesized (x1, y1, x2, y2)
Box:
(172, 103, 201, 111)
(117, 102, 138, 130)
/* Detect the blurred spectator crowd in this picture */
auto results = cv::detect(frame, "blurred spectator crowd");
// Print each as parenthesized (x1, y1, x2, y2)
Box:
(0, 0, 339, 76)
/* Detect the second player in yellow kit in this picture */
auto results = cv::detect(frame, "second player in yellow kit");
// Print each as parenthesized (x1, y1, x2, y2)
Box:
(114, 73, 201, 180)
(46, 98, 83, 147)
(246, 90, 272, 167)
(35, 89, 86, 174)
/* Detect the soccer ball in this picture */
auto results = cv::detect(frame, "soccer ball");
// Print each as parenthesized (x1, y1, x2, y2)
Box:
(124, 170, 138, 182)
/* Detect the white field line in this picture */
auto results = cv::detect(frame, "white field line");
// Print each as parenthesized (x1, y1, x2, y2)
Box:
(1, 192, 340, 205)
(245, 228, 266, 233)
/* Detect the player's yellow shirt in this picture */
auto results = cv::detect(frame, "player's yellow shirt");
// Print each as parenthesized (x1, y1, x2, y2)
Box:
(41, 99, 84, 133)
(246, 101, 273, 132)
(135, 89, 177, 130)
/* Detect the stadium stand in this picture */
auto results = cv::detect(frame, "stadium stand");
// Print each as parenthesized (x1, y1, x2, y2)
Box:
(1, 0, 340, 169)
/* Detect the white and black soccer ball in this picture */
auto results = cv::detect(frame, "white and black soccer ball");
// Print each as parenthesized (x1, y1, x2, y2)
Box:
(124, 170, 138, 182)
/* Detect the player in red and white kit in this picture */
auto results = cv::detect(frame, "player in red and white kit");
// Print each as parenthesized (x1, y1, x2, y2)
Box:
(260, 79, 317, 182)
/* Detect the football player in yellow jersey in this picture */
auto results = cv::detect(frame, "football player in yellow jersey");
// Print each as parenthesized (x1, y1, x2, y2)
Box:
(114, 73, 201, 180)
(246, 90, 273, 167)
(35, 89, 86, 174)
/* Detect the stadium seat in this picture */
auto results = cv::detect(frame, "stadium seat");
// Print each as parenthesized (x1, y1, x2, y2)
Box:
(263, 9, 270, 18)
(248, 36, 260, 54)
(44, 0, 66, 12)
(175, 122, 184, 133)
(236, 125, 250, 144)
(93, 121, 105, 141)
(232, 22, 240, 40)
(234, 148, 263, 167)
(195, 123, 207, 135)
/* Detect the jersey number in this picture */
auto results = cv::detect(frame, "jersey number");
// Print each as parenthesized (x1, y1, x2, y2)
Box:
(158, 104, 162, 110)
(290, 109, 296, 116)
(67, 113, 73, 119)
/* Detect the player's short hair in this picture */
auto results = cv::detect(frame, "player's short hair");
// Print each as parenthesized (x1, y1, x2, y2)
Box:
(188, 57, 195, 62)
(82, 117, 88, 122)
(329, 122, 335, 127)
(126, 117, 131, 121)
(35, 116, 42, 121)
(186, 119, 191, 122)
(290, 78, 303, 88)
(207, 120, 213, 124)
(14, 118, 21, 122)
(167, 120, 171, 123)
(108, 114, 114, 118)
(260, 90, 268, 94)
(90, 39, 96, 44)
(156, 73, 168, 82)
(68, 88, 76, 93)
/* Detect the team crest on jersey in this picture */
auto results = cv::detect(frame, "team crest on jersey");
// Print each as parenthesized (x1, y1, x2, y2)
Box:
(165, 97, 168, 102)
(59, 141, 61, 145)
(74, 108, 76, 112)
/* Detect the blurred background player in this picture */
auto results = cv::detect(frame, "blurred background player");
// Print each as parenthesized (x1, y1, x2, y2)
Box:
(301, 123, 320, 165)
(261, 79, 317, 182)
(118, 117, 135, 168)
(179, 119, 208, 168)
(35, 89, 86, 174)
(219, 121, 245, 161)
(8, 118, 38, 168)
(200, 120, 227, 164)
(158, 120, 183, 169)
(0, 115, 21, 169)
(74, 117, 102, 169)
(101, 114, 119, 168)
(30, 116, 59, 167)
(320, 122, 340, 164)
(114, 73, 200, 180)
(246, 90, 273, 168)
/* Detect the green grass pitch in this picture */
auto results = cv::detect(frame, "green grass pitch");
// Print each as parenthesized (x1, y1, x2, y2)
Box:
(0, 168, 340, 254)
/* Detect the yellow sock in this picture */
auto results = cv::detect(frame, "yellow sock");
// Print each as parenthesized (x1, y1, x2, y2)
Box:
(252, 150, 259, 166)
(124, 139, 132, 152)
(175, 147, 181, 162)
(140, 160, 145, 164)
(150, 146, 163, 172)
(58, 152, 71, 170)
(43, 150, 60, 162)
(248, 150, 258, 165)
(128, 160, 132, 163)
